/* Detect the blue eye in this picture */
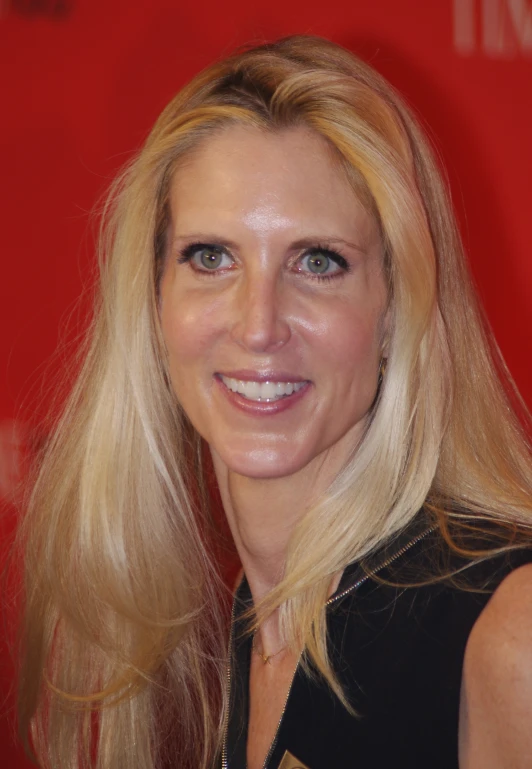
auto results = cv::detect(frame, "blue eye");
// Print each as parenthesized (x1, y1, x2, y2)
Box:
(198, 247, 225, 270)
(178, 243, 233, 272)
(299, 248, 346, 276)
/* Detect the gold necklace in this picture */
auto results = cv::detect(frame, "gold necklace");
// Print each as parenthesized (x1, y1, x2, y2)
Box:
(252, 631, 286, 664)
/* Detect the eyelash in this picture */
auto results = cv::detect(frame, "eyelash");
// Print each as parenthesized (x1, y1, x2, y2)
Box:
(176, 242, 350, 282)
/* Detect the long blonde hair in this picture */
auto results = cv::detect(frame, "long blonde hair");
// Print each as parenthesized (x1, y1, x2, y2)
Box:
(18, 35, 532, 768)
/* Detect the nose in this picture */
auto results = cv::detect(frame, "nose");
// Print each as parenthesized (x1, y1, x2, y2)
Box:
(229, 271, 291, 353)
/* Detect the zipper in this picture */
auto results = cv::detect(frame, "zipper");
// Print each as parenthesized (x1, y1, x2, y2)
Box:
(220, 524, 436, 769)
(220, 593, 238, 769)
(326, 524, 437, 606)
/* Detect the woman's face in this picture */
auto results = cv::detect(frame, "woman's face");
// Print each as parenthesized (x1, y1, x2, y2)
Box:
(160, 125, 388, 480)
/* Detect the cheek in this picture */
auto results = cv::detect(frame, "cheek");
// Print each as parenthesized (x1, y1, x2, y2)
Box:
(159, 296, 217, 433)
(160, 289, 224, 372)
(309, 301, 383, 377)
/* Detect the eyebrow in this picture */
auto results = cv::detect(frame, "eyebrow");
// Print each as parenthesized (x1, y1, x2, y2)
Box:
(171, 234, 238, 251)
(290, 236, 368, 254)
(171, 233, 368, 254)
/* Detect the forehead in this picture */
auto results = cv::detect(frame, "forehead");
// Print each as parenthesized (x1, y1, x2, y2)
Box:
(168, 125, 379, 247)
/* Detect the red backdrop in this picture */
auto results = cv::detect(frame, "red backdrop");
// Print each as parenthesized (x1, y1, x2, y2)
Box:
(1, 0, 531, 763)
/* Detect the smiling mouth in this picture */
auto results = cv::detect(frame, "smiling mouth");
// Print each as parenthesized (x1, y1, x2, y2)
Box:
(219, 375, 308, 402)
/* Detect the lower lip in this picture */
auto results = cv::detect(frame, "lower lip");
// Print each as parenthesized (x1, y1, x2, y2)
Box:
(214, 376, 311, 416)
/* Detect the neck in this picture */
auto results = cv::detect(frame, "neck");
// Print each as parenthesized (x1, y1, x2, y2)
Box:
(219, 470, 309, 602)
(211, 447, 348, 653)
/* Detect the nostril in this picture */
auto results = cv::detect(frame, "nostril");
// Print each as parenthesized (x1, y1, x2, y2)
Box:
(230, 298, 291, 353)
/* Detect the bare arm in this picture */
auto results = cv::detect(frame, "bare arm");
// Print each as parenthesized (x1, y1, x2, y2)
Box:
(459, 563, 532, 768)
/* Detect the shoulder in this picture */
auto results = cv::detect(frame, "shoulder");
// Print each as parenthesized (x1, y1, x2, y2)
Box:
(464, 562, 532, 680)
(460, 563, 532, 768)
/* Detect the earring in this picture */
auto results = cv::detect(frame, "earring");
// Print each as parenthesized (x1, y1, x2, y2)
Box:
(378, 357, 387, 387)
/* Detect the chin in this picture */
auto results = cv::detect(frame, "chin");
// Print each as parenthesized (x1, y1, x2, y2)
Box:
(217, 445, 311, 480)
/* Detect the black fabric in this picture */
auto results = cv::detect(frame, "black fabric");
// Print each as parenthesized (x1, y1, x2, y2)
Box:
(223, 517, 532, 769)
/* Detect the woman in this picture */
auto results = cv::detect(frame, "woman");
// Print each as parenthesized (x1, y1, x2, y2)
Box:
(18, 36, 532, 769)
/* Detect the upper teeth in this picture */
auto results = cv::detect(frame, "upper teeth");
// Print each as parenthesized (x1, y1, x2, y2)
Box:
(220, 376, 306, 402)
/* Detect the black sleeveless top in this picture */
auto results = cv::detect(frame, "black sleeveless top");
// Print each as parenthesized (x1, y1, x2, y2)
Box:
(221, 517, 532, 769)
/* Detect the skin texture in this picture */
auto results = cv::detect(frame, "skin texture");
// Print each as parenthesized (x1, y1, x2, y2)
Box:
(159, 124, 388, 767)
(459, 563, 532, 768)
(159, 123, 388, 603)
(160, 125, 387, 484)
(159, 124, 532, 768)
